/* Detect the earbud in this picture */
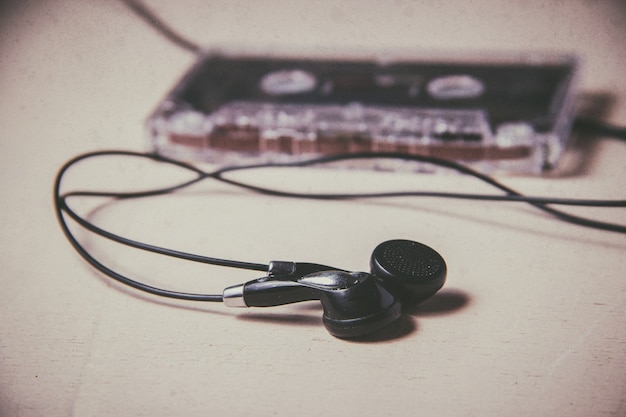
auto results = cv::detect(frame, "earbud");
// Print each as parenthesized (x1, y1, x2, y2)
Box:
(370, 239, 447, 304)
(315, 271, 402, 338)
(222, 239, 446, 338)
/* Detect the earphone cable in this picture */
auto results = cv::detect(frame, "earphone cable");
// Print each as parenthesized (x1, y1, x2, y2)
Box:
(122, 0, 204, 55)
(212, 152, 626, 234)
(54, 149, 626, 302)
(54, 150, 267, 302)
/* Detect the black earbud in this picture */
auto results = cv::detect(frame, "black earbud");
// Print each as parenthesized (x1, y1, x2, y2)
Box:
(315, 271, 401, 338)
(370, 239, 447, 304)
(222, 239, 446, 338)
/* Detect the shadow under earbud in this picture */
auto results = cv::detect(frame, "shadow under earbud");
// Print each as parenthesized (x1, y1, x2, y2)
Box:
(348, 288, 470, 342)
(405, 288, 471, 317)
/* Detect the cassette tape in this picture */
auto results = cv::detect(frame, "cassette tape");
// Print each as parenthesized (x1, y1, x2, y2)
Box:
(146, 54, 578, 173)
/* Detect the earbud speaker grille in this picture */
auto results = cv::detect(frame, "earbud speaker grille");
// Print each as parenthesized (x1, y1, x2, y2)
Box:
(376, 240, 443, 280)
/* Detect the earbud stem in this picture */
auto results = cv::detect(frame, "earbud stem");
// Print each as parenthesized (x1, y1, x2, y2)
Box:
(223, 260, 344, 308)
(223, 277, 321, 308)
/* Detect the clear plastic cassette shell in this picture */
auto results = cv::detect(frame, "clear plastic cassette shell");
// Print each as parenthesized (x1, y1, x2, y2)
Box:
(146, 54, 578, 174)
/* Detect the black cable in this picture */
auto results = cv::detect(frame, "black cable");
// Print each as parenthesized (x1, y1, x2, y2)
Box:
(212, 152, 626, 234)
(213, 153, 626, 207)
(54, 149, 626, 301)
(54, 151, 266, 302)
(122, 0, 204, 55)
(573, 117, 626, 142)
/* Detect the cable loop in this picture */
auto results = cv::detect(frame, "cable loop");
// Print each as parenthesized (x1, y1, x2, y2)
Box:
(54, 150, 626, 302)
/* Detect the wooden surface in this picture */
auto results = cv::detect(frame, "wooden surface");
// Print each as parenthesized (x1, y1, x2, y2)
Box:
(1, 1, 625, 416)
